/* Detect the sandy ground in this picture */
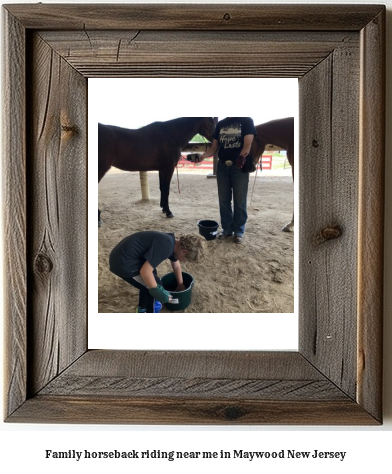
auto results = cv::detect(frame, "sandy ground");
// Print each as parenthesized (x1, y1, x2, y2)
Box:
(98, 166, 294, 313)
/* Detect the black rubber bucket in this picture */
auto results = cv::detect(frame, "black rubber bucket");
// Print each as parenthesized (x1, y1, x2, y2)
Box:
(197, 220, 219, 241)
(161, 272, 195, 311)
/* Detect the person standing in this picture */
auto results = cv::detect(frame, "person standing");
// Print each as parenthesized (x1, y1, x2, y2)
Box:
(199, 117, 256, 243)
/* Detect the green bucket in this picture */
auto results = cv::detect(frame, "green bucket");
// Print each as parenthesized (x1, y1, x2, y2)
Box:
(161, 272, 195, 311)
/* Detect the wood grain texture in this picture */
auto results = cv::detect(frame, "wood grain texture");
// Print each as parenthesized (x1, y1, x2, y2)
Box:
(60, 351, 321, 379)
(27, 33, 87, 396)
(4, 4, 384, 31)
(2, 9, 27, 419)
(7, 350, 379, 424)
(40, 377, 346, 400)
(10, 396, 377, 425)
(38, 351, 347, 400)
(299, 41, 360, 399)
(38, 30, 358, 78)
(2, 3, 385, 425)
(357, 9, 385, 422)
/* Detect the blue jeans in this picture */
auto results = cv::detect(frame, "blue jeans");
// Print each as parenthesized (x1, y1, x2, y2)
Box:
(216, 162, 249, 237)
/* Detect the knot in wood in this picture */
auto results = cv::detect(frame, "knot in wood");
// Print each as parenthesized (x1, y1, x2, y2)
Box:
(61, 124, 77, 134)
(314, 225, 342, 245)
(312, 139, 319, 148)
(223, 405, 244, 420)
(223, 13, 231, 21)
(34, 253, 53, 274)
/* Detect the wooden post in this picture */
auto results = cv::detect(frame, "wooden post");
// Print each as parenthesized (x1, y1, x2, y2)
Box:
(139, 171, 150, 200)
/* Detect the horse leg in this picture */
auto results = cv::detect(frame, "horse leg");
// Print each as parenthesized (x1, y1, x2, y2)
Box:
(159, 169, 175, 218)
(282, 148, 294, 232)
(251, 138, 266, 170)
(159, 172, 165, 212)
(287, 145, 294, 179)
(98, 157, 111, 227)
(282, 213, 294, 232)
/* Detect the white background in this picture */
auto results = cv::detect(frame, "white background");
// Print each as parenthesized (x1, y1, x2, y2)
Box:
(89, 77, 299, 129)
(1, 1, 391, 473)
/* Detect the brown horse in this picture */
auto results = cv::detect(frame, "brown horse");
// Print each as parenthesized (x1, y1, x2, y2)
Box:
(98, 117, 215, 223)
(251, 117, 294, 232)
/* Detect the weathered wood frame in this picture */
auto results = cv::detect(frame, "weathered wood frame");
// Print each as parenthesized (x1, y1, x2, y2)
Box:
(2, 4, 385, 424)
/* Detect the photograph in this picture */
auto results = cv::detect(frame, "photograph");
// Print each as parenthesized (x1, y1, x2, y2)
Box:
(94, 79, 298, 315)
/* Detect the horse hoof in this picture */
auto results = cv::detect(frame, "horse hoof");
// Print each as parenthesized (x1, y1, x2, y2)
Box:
(166, 212, 175, 218)
(281, 224, 293, 233)
(98, 220, 103, 227)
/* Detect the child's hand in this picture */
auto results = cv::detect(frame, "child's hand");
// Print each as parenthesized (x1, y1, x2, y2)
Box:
(176, 283, 186, 292)
(148, 285, 171, 304)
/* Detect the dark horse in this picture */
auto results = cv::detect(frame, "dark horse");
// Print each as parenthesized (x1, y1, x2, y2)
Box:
(251, 117, 294, 232)
(98, 117, 215, 224)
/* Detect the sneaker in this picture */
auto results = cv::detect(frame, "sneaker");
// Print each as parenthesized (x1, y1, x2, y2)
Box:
(233, 235, 243, 244)
(136, 306, 147, 313)
(218, 232, 233, 240)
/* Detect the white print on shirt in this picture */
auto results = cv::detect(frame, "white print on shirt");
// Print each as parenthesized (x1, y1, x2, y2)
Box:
(220, 122, 242, 149)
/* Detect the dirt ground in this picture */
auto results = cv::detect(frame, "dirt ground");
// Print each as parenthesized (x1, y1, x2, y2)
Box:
(98, 166, 294, 313)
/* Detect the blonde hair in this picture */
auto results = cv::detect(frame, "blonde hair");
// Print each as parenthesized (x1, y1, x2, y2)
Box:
(178, 234, 207, 263)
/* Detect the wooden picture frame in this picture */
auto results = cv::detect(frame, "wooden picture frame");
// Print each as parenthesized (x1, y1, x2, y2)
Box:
(3, 4, 385, 424)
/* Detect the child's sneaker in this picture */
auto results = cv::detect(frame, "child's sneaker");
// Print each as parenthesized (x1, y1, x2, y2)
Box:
(136, 306, 146, 313)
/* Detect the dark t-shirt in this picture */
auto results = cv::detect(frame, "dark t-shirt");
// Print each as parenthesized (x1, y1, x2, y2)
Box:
(109, 231, 177, 278)
(213, 117, 256, 162)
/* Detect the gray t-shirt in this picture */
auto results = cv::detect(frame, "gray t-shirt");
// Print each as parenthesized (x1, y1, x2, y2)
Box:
(109, 231, 176, 278)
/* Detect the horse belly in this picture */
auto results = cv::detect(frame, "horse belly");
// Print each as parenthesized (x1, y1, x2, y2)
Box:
(114, 158, 157, 173)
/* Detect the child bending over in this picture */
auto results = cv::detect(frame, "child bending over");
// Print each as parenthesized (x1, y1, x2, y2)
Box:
(109, 231, 207, 313)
